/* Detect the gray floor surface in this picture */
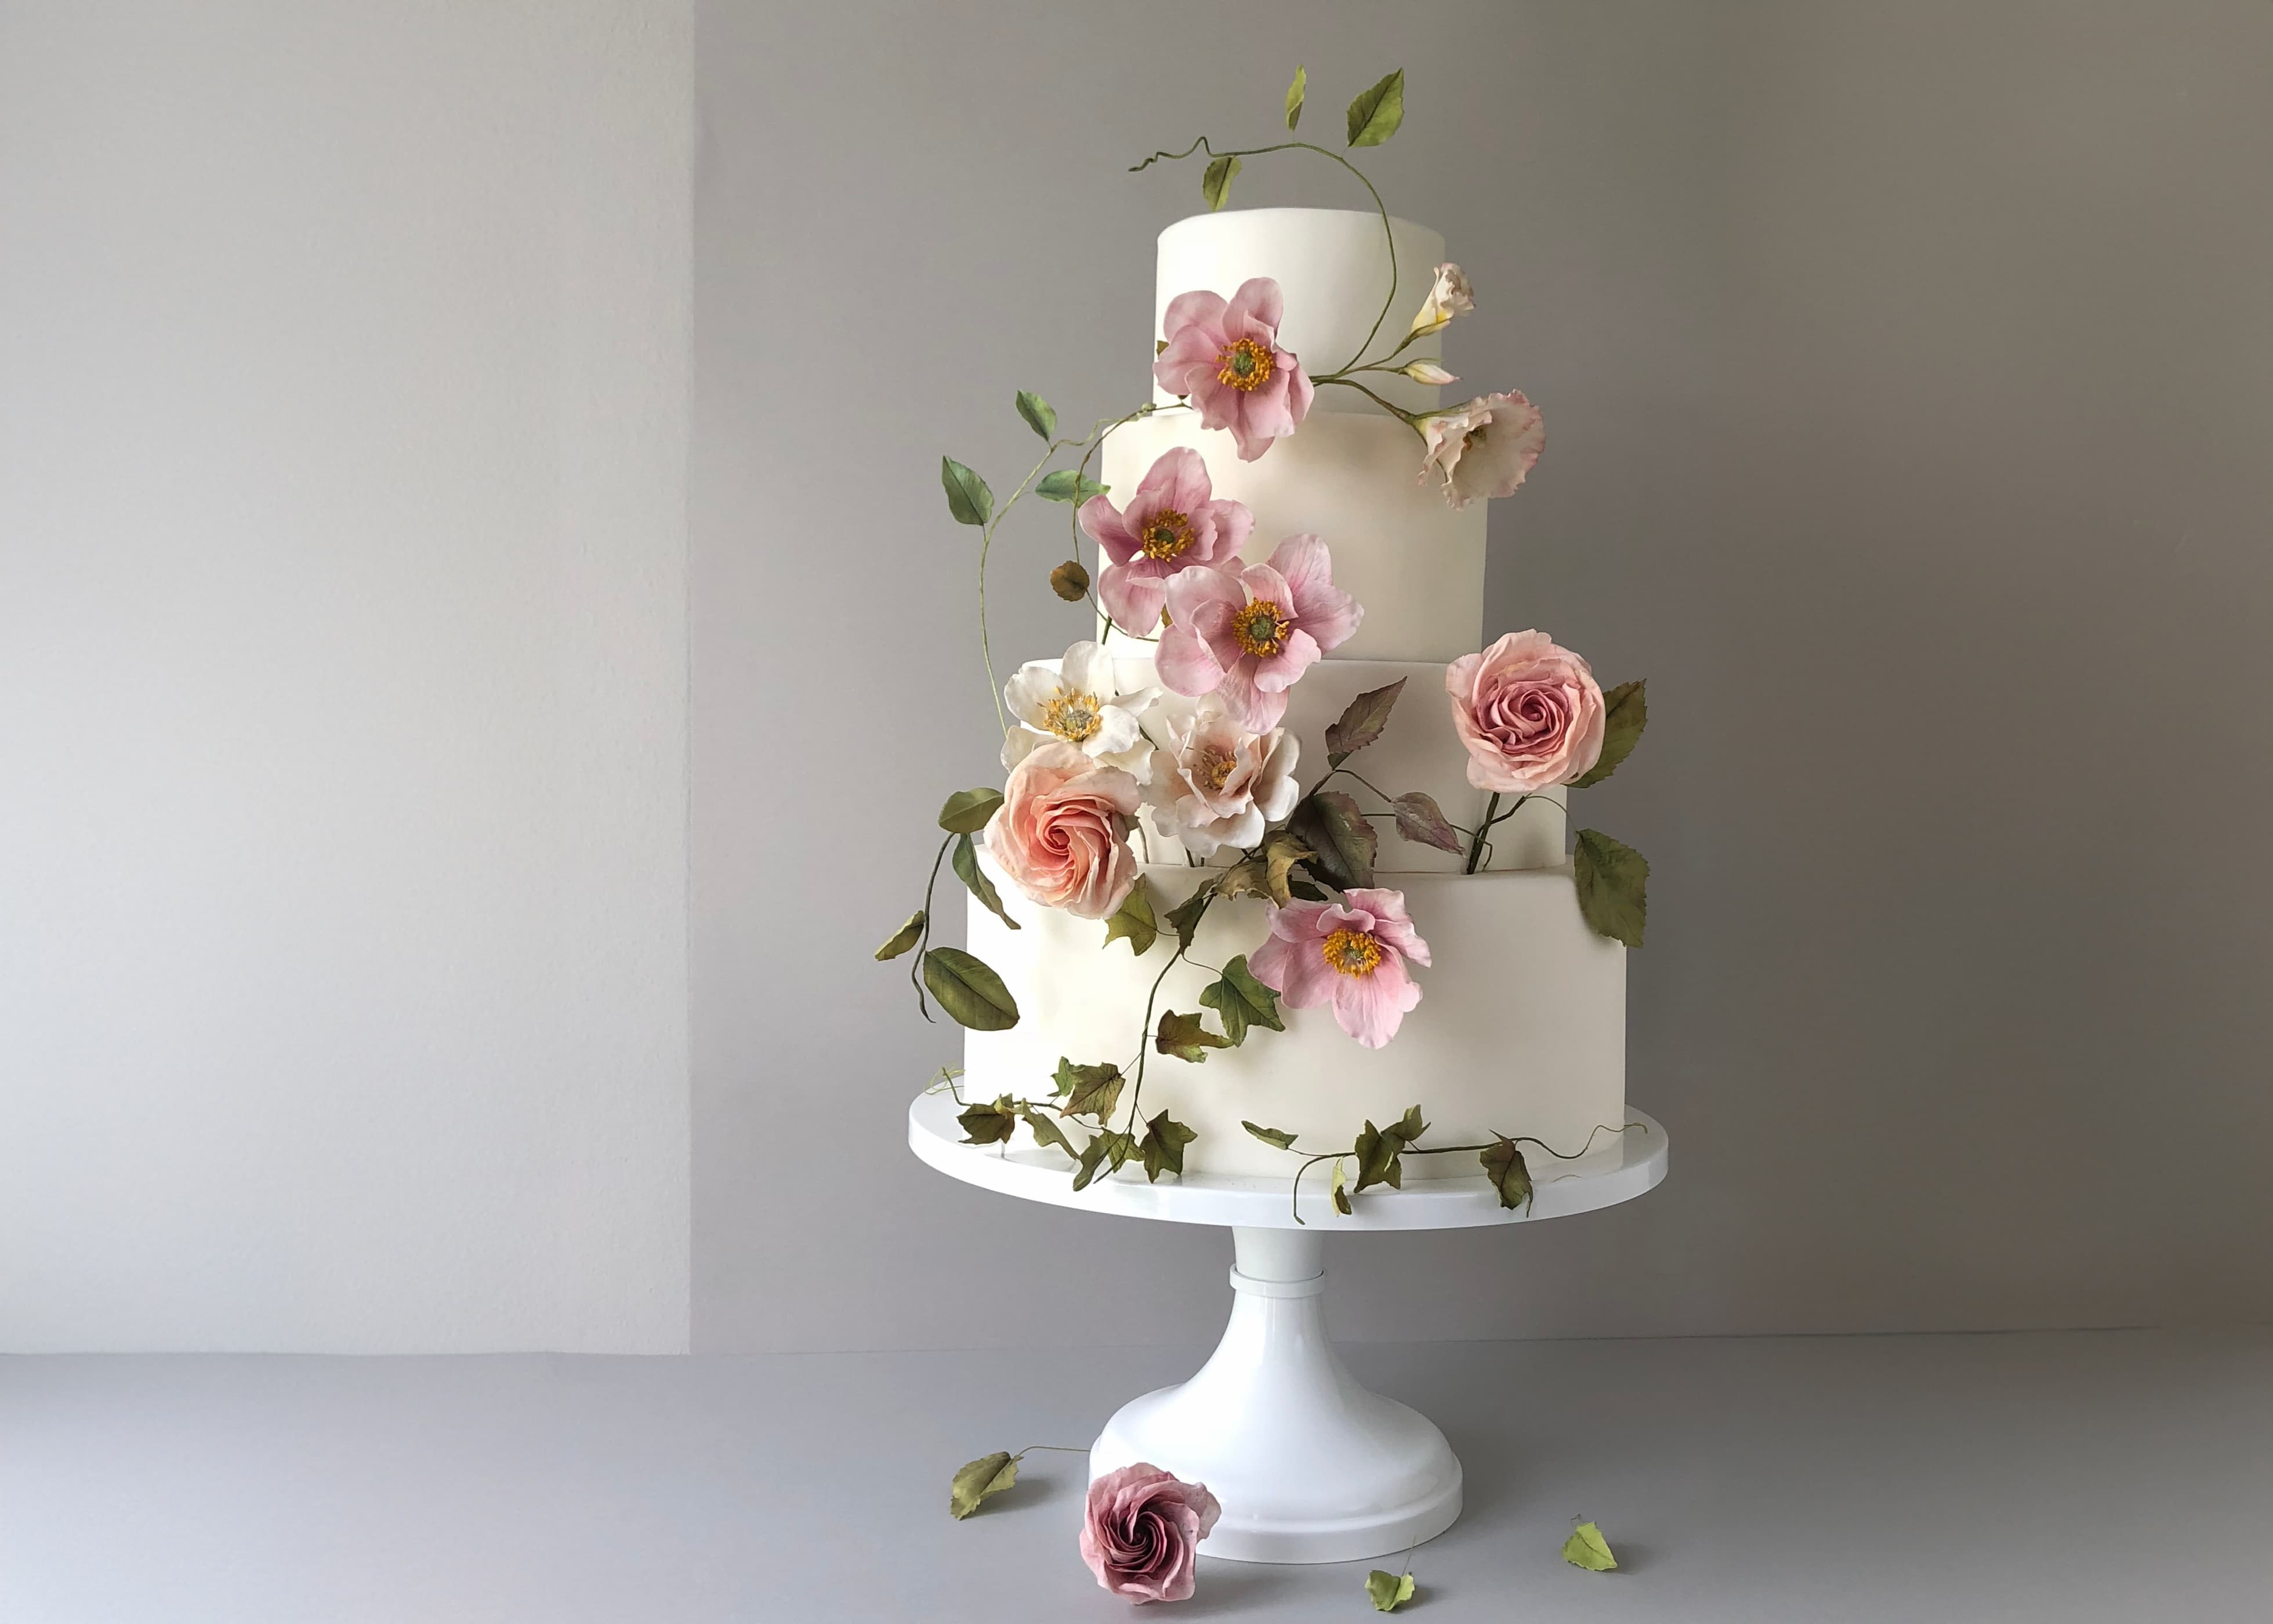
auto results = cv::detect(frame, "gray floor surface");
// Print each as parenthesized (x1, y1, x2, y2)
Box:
(3, 1328, 2269, 1622)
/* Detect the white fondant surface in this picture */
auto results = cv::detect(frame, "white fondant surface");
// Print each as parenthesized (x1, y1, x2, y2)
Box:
(963, 857, 1626, 1180)
(1151, 209, 1447, 413)
(1100, 411, 1485, 664)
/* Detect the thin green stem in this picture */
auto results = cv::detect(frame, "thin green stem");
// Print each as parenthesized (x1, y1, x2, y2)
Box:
(909, 832, 955, 1017)
(1314, 375, 1428, 437)
(1464, 793, 1499, 874)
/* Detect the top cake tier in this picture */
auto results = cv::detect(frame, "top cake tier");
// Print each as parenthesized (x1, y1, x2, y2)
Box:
(1150, 208, 1447, 415)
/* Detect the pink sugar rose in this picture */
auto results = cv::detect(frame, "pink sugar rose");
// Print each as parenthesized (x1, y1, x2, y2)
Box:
(985, 741, 1140, 920)
(1155, 535, 1361, 731)
(1079, 447, 1254, 633)
(1445, 630, 1606, 793)
(1418, 390, 1545, 509)
(1152, 277, 1314, 462)
(1079, 1462, 1221, 1604)
(1249, 889, 1431, 1050)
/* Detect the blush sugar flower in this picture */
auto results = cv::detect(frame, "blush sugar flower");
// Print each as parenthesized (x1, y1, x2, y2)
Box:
(1002, 640, 1158, 781)
(1152, 277, 1315, 461)
(1444, 629, 1605, 792)
(1404, 262, 1475, 340)
(1078, 447, 1253, 633)
(1139, 696, 1300, 858)
(985, 742, 1141, 920)
(1079, 1462, 1221, 1604)
(1155, 534, 1361, 731)
(1249, 889, 1431, 1049)
(1418, 390, 1545, 509)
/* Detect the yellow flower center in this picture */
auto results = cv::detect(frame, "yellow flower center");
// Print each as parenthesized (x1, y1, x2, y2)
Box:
(1043, 690, 1104, 743)
(1191, 744, 1237, 795)
(1321, 928, 1383, 978)
(1232, 599, 1290, 657)
(1215, 337, 1275, 393)
(1140, 509, 1195, 560)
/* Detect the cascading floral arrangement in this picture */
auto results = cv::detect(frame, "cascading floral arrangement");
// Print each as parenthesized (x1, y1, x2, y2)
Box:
(878, 63, 1651, 1232)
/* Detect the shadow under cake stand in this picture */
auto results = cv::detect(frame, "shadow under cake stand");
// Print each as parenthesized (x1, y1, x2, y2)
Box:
(908, 1089, 1668, 1564)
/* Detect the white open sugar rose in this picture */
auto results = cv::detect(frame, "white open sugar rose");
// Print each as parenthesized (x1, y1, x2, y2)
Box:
(1418, 390, 1545, 509)
(1139, 695, 1300, 858)
(985, 741, 1140, 920)
(1002, 640, 1159, 783)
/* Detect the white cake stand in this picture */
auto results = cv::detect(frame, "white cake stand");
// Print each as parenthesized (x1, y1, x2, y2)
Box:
(907, 1088, 1668, 1564)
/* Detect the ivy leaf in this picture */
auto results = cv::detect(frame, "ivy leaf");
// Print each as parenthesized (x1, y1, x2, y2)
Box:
(1035, 469, 1108, 503)
(1365, 1570, 1417, 1612)
(1015, 390, 1056, 441)
(1163, 883, 1213, 952)
(1570, 680, 1647, 789)
(922, 947, 1020, 1031)
(1346, 68, 1406, 148)
(941, 456, 992, 526)
(1198, 954, 1282, 1046)
(1102, 878, 1158, 956)
(1021, 1106, 1078, 1159)
(1284, 64, 1306, 130)
(1573, 828, 1648, 948)
(1391, 791, 1464, 855)
(874, 909, 926, 960)
(1072, 1129, 1135, 1191)
(1331, 1157, 1353, 1215)
(956, 1095, 1017, 1146)
(1055, 1058, 1125, 1122)
(1562, 1520, 1618, 1572)
(1139, 1111, 1199, 1181)
(1213, 831, 1309, 908)
(1288, 789, 1376, 890)
(1201, 152, 1242, 212)
(1325, 677, 1405, 766)
(1481, 1137, 1534, 1212)
(937, 786, 1003, 833)
(1353, 1119, 1404, 1193)
(1244, 1121, 1299, 1151)
(1155, 1010, 1230, 1064)
(953, 832, 1019, 930)
(949, 1451, 1019, 1519)
(1050, 559, 1090, 601)
(1287, 876, 1329, 902)
(1385, 1104, 1429, 1146)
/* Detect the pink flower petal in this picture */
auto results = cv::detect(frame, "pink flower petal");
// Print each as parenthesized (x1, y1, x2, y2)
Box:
(1223, 276, 1284, 338)
(1155, 622, 1224, 697)
(1332, 955, 1422, 1048)
(1252, 628, 1319, 693)
(1079, 493, 1139, 567)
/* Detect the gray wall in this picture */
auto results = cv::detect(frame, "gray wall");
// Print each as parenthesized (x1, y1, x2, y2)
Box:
(692, 0, 2273, 1351)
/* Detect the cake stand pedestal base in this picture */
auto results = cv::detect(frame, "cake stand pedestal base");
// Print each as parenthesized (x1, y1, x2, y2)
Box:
(1089, 1227, 1459, 1564)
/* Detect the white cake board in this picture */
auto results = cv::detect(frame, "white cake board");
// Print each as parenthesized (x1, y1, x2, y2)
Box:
(908, 1089, 1668, 1564)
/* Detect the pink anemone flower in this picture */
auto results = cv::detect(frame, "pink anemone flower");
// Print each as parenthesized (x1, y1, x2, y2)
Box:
(1152, 277, 1315, 462)
(1155, 534, 1360, 731)
(1078, 447, 1253, 633)
(1249, 889, 1431, 1049)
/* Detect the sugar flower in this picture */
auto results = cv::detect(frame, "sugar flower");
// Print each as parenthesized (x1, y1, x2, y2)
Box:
(1445, 630, 1605, 793)
(1155, 534, 1361, 731)
(1078, 447, 1253, 633)
(1404, 262, 1475, 340)
(1079, 1462, 1221, 1604)
(1139, 695, 1300, 858)
(1398, 360, 1459, 386)
(1002, 640, 1158, 781)
(985, 742, 1140, 920)
(1152, 277, 1314, 462)
(1418, 390, 1545, 509)
(1249, 889, 1431, 1049)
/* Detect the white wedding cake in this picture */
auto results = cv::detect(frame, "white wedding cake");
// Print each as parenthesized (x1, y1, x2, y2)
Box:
(959, 208, 1626, 1181)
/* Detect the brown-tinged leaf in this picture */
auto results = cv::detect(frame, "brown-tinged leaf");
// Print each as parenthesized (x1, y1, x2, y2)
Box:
(1139, 1111, 1199, 1181)
(937, 786, 1003, 833)
(1054, 1058, 1124, 1122)
(1481, 1137, 1534, 1212)
(1346, 68, 1405, 147)
(949, 1451, 1018, 1518)
(1572, 828, 1648, 948)
(1072, 1130, 1135, 1191)
(1287, 789, 1375, 890)
(953, 832, 1019, 930)
(1570, 680, 1646, 788)
(1213, 857, 1268, 902)
(1155, 1010, 1230, 1064)
(922, 947, 1020, 1031)
(1391, 791, 1463, 855)
(1102, 878, 1158, 956)
(1325, 677, 1406, 766)
(1198, 954, 1282, 1045)
(1244, 1121, 1299, 1151)
(1020, 1105, 1078, 1159)
(1049, 559, 1090, 601)
(956, 1095, 1017, 1146)
(875, 909, 926, 960)
(1563, 1520, 1618, 1572)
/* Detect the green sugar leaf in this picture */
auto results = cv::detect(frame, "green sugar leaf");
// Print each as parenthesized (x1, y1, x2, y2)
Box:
(1054, 1058, 1125, 1122)
(1284, 64, 1307, 130)
(874, 909, 926, 961)
(1073, 1129, 1135, 1191)
(1573, 828, 1648, 948)
(1287, 789, 1376, 890)
(1102, 878, 1159, 957)
(1139, 1111, 1199, 1181)
(1386, 1105, 1428, 1146)
(940, 456, 992, 527)
(1563, 1520, 1618, 1572)
(1331, 1157, 1353, 1215)
(1353, 1119, 1404, 1193)
(952, 832, 1018, 931)
(1365, 1569, 1417, 1611)
(1020, 1105, 1078, 1159)
(922, 947, 1020, 1031)
(937, 786, 1003, 833)
(949, 1451, 1018, 1519)
(1481, 1137, 1534, 1212)
(1243, 1121, 1299, 1151)
(1163, 883, 1213, 953)
(1049, 559, 1090, 601)
(1325, 677, 1405, 766)
(1155, 1010, 1230, 1064)
(956, 1095, 1017, 1146)
(1391, 791, 1464, 855)
(1199, 955, 1282, 1046)
(1201, 152, 1242, 212)
(1015, 390, 1056, 441)
(1035, 469, 1108, 503)
(1570, 680, 1647, 788)
(1346, 69, 1406, 148)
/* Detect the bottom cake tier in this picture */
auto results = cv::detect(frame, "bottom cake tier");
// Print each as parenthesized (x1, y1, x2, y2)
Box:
(962, 856, 1626, 1180)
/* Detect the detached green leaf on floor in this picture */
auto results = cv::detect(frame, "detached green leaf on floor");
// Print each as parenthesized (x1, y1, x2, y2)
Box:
(1365, 1568, 1417, 1611)
(949, 1451, 1018, 1518)
(1563, 1518, 1618, 1572)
